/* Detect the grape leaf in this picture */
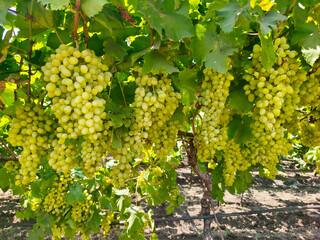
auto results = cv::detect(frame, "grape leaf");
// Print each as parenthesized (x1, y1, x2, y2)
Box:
(259, 33, 276, 71)
(47, 29, 72, 50)
(191, 23, 216, 67)
(117, 195, 132, 213)
(291, 5, 320, 49)
(85, 207, 102, 234)
(66, 182, 86, 204)
(0, 168, 10, 190)
(215, 0, 243, 33)
(81, 0, 109, 18)
(99, 196, 112, 210)
(88, 34, 104, 57)
(136, 0, 194, 41)
(258, 10, 287, 36)
(142, 51, 178, 74)
(302, 46, 320, 66)
(227, 115, 254, 145)
(2, 82, 15, 107)
(229, 87, 253, 113)
(39, 0, 69, 10)
(172, 69, 198, 106)
(125, 207, 144, 235)
(0, 0, 12, 25)
(205, 35, 236, 74)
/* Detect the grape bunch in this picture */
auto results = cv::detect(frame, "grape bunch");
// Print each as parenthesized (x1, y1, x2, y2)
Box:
(71, 190, 94, 223)
(131, 69, 181, 157)
(197, 68, 234, 162)
(41, 44, 112, 175)
(299, 113, 320, 147)
(243, 37, 306, 176)
(43, 174, 71, 216)
(299, 62, 320, 107)
(222, 140, 250, 186)
(7, 104, 56, 185)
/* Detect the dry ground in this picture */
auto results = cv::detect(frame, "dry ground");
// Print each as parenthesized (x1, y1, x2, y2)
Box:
(0, 159, 319, 240)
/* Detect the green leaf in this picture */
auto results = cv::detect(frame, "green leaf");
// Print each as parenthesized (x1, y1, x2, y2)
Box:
(191, 22, 216, 67)
(172, 69, 198, 106)
(47, 29, 72, 50)
(227, 115, 254, 145)
(112, 131, 122, 149)
(30, 181, 42, 198)
(85, 207, 102, 234)
(211, 184, 224, 203)
(117, 195, 132, 213)
(142, 51, 178, 74)
(259, 34, 276, 71)
(81, 0, 109, 18)
(258, 10, 287, 36)
(66, 182, 86, 205)
(136, 0, 194, 41)
(216, 0, 243, 33)
(205, 35, 236, 73)
(0, 0, 12, 25)
(88, 34, 104, 57)
(39, 0, 69, 10)
(2, 82, 15, 107)
(125, 207, 144, 234)
(229, 87, 253, 113)
(302, 46, 320, 66)
(99, 196, 113, 210)
(0, 168, 10, 190)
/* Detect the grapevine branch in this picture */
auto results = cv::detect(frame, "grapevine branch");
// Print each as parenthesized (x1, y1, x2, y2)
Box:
(117, 6, 135, 24)
(73, 0, 81, 47)
(0, 138, 17, 159)
(82, 12, 89, 47)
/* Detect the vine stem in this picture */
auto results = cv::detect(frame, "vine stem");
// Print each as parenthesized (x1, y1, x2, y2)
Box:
(54, 28, 64, 45)
(73, 0, 81, 47)
(183, 139, 214, 240)
(285, 0, 297, 14)
(27, 0, 35, 103)
(0, 138, 17, 159)
(82, 12, 89, 48)
(149, 26, 154, 46)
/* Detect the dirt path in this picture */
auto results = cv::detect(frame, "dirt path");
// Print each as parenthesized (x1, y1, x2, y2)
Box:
(1, 160, 319, 240)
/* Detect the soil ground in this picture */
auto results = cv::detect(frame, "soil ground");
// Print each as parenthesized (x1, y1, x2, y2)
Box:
(0, 159, 319, 240)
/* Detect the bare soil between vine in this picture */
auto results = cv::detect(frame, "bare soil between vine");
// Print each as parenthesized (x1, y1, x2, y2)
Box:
(0, 159, 319, 240)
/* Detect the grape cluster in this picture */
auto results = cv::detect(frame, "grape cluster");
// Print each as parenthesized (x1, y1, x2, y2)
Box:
(299, 114, 320, 147)
(197, 68, 234, 162)
(243, 37, 306, 175)
(101, 213, 114, 236)
(7, 104, 56, 185)
(43, 174, 71, 216)
(299, 62, 320, 107)
(105, 69, 181, 187)
(52, 224, 66, 240)
(71, 190, 94, 223)
(42, 44, 111, 175)
(222, 140, 250, 186)
(49, 139, 79, 173)
(4, 161, 19, 173)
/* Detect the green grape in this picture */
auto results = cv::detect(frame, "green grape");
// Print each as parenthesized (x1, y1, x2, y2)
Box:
(7, 104, 56, 185)
(4, 161, 20, 173)
(197, 68, 234, 162)
(49, 139, 79, 173)
(243, 37, 306, 176)
(101, 213, 114, 236)
(299, 114, 320, 147)
(222, 140, 250, 186)
(299, 62, 320, 107)
(71, 191, 94, 223)
(52, 224, 66, 240)
(42, 44, 112, 176)
(81, 133, 108, 177)
(43, 174, 71, 216)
